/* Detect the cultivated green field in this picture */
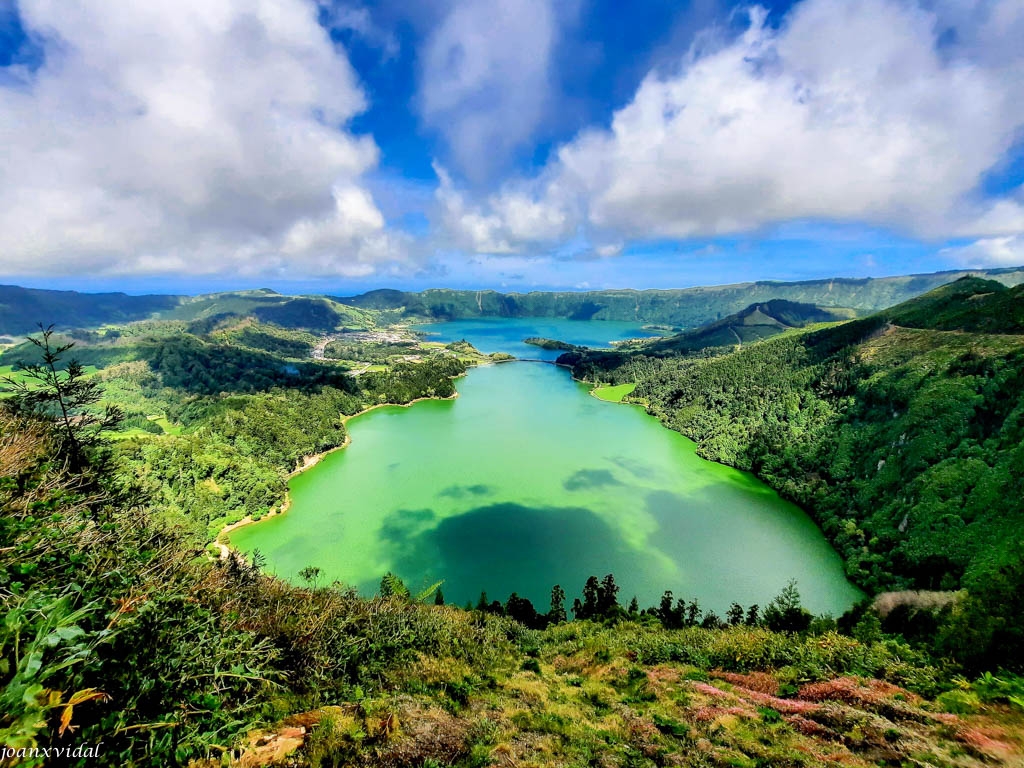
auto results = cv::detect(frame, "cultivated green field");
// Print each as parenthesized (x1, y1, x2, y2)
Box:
(0, 363, 100, 397)
(591, 381, 637, 402)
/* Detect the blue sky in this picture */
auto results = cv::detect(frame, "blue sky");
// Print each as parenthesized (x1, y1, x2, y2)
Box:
(1, 0, 1023, 295)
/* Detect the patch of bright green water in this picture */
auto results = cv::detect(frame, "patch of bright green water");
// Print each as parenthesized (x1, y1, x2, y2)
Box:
(231, 361, 863, 614)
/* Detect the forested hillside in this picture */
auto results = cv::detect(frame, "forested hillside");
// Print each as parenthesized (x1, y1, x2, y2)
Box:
(576, 300, 852, 369)
(0, 287, 378, 337)
(881, 279, 1024, 334)
(0, 285, 178, 335)
(562, 278, 1024, 670)
(1, 322, 475, 543)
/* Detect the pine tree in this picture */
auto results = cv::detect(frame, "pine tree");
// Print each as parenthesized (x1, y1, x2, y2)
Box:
(548, 584, 567, 624)
(572, 598, 584, 620)
(581, 576, 600, 619)
(763, 580, 812, 633)
(597, 573, 620, 617)
(658, 590, 676, 627)
(3, 325, 123, 471)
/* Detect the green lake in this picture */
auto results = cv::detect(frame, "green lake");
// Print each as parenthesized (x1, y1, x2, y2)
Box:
(231, 327, 862, 614)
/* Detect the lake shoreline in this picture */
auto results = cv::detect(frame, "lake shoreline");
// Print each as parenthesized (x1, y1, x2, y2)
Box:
(215, 390, 460, 557)
(217, 361, 633, 557)
(223, 356, 862, 613)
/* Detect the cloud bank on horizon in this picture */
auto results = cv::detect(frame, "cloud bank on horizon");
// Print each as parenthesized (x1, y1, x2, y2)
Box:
(1, 0, 1023, 290)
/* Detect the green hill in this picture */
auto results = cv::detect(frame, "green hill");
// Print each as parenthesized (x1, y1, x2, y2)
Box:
(557, 300, 852, 379)
(561, 282, 1024, 671)
(0, 284, 179, 334)
(626, 300, 853, 356)
(882, 276, 1024, 333)
(0, 287, 378, 336)
(159, 291, 377, 333)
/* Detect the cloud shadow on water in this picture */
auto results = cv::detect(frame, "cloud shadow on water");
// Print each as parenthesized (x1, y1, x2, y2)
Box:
(607, 454, 659, 481)
(437, 483, 494, 499)
(563, 468, 622, 491)
(379, 507, 437, 545)
(368, 502, 667, 609)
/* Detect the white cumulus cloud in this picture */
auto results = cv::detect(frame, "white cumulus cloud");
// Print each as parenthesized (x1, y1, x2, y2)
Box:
(418, 0, 558, 183)
(0, 0, 410, 278)
(435, 165, 572, 254)
(437, 0, 1024, 256)
(941, 235, 1024, 268)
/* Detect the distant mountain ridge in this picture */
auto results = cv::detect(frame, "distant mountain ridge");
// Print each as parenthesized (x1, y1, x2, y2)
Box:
(333, 267, 1024, 326)
(0, 287, 373, 336)
(0, 284, 179, 336)
(2, 266, 1023, 335)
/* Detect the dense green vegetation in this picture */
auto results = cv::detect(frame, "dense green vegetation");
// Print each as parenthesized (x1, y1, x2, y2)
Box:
(212, 323, 317, 358)
(601, 299, 851, 362)
(546, 299, 856, 383)
(0, 287, 377, 337)
(1, 320, 470, 547)
(561, 278, 1024, 673)
(2, 277, 1024, 765)
(881, 279, 1024, 334)
(523, 337, 578, 351)
(3, 386, 1023, 765)
(323, 338, 418, 364)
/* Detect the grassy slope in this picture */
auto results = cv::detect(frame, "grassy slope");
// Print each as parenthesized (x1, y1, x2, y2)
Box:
(592, 382, 637, 402)
(269, 617, 1024, 768)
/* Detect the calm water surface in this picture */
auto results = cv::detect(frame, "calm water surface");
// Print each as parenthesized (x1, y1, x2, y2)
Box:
(231, 320, 862, 614)
(410, 317, 661, 360)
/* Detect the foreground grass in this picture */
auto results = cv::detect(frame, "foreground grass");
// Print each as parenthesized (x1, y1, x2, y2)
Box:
(591, 382, 637, 402)
(224, 618, 1024, 768)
